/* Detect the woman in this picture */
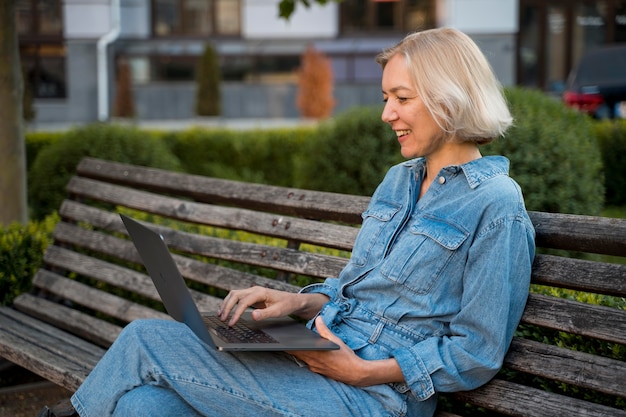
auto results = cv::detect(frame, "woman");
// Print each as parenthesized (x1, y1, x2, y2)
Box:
(42, 27, 535, 417)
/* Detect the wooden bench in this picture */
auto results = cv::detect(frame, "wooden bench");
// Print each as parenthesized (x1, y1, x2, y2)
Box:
(1, 156, 625, 416)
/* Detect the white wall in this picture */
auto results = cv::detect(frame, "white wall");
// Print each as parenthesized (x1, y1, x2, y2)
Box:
(64, 0, 112, 39)
(438, 0, 518, 34)
(243, 0, 338, 39)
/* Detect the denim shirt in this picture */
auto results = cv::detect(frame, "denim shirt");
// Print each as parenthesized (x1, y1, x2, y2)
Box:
(302, 156, 535, 404)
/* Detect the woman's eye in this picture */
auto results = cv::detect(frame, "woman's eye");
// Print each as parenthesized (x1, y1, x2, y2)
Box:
(397, 97, 408, 103)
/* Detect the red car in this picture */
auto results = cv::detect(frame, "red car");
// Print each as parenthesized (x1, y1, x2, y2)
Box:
(563, 44, 626, 119)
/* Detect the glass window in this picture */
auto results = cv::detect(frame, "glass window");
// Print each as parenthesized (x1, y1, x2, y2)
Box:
(16, 0, 33, 34)
(153, 0, 241, 36)
(22, 44, 67, 99)
(38, 0, 63, 35)
(518, 3, 541, 88)
(154, 0, 180, 36)
(614, 0, 626, 41)
(17, 0, 65, 99)
(546, 6, 567, 92)
(341, 0, 434, 34)
(183, 0, 212, 35)
(216, 0, 240, 35)
(572, 1, 608, 64)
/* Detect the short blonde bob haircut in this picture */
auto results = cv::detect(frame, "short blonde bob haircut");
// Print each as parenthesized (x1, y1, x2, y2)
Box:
(376, 27, 512, 144)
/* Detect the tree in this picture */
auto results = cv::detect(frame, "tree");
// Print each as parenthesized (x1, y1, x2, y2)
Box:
(195, 43, 221, 117)
(113, 58, 136, 119)
(0, 0, 28, 226)
(278, 0, 341, 19)
(296, 45, 335, 119)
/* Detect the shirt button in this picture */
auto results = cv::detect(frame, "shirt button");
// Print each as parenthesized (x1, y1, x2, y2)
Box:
(438, 176, 446, 184)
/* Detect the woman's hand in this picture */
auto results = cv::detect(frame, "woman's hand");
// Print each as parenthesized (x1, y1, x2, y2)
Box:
(218, 286, 328, 326)
(290, 316, 405, 387)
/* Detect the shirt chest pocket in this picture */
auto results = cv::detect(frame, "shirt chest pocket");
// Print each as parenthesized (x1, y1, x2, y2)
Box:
(351, 201, 401, 267)
(380, 216, 469, 294)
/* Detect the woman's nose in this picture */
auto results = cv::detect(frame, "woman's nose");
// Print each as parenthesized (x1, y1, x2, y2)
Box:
(381, 101, 397, 124)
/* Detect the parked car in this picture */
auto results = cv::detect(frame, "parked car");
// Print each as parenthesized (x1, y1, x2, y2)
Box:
(563, 44, 626, 119)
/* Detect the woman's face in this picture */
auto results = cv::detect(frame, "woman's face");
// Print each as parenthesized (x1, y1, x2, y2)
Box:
(381, 54, 444, 159)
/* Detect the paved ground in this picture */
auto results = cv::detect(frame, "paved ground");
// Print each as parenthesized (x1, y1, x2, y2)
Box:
(0, 362, 71, 417)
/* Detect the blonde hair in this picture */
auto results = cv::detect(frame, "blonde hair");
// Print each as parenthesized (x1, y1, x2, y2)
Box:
(376, 28, 512, 144)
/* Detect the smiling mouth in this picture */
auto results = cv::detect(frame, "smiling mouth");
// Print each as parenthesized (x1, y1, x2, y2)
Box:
(395, 129, 411, 138)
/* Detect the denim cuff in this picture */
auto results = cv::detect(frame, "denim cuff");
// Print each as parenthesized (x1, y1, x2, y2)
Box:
(299, 279, 339, 300)
(391, 346, 436, 401)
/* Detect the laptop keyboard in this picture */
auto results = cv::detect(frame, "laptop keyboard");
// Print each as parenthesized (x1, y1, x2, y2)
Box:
(203, 315, 279, 344)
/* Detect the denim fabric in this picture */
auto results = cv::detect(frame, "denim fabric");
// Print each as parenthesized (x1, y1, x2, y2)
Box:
(302, 156, 535, 405)
(72, 319, 415, 416)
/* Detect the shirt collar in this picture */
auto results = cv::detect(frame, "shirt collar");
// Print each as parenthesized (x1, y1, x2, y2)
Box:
(403, 156, 510, 189)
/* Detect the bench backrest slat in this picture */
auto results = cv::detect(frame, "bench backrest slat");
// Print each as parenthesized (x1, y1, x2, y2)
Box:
(522, 293, 626, 345)
(76, 157, 371, 223)
(505, 338, 626, 398)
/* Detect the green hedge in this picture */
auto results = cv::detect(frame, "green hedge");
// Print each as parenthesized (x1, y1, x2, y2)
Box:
(483, 87, 604, 215)
(165, 126, 317, 187)
(295, 105, 402, 195)
(28, 123, 181, 220)
(593, 119, 626, 206)
(0, 213, 57, 306)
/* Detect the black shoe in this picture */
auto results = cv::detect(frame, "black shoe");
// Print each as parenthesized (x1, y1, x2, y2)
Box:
(38, 398, 78, 417)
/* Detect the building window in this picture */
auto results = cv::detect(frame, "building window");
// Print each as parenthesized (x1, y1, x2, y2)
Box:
(153, 0, 241, 37)
(17, 0, 66, 99)
(340, 0, 435, 34)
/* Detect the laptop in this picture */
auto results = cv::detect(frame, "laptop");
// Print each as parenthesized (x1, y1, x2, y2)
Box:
(120, 214, 338, 352)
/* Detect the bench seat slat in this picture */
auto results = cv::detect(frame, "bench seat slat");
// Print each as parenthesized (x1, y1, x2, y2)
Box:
(75, 157, 371, 224)
(451, 378, 626, 417)
(521, 293, 626, 345)
(13, 293, 121, 347)
(0, 308, 104, 391)
(505, 338, 626, 397)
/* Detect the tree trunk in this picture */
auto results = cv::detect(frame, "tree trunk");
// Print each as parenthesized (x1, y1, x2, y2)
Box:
(0, 0, 28, 226)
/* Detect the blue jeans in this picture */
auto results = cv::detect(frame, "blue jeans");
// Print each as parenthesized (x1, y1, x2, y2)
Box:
(71, 319, 424, 417)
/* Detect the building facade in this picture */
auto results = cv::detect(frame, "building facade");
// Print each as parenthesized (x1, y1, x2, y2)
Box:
(17, 0, 626, 125)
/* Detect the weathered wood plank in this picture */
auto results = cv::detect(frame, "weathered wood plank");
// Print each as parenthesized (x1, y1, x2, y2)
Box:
(76, 157, 371, 223)
(32, 271, 170, 323)
(504, 338, 626, 397)
(13, 293, 121, 347)
(521, 293, 626, 345)
(64, 180, 360, 251)
(52, 221, 349, 280)
(451, 378, 626, 417)
(0, 308, 104, 391)
(529, 211, 626, 257)
(531, 253, 626, 297)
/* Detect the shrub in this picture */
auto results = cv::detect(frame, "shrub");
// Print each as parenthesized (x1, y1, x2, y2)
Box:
(168, 126, 316, 187)
(195, 43, 221, 117)
(483, 87, 605, 215)
(295, 105, 401, 195)
(296, 45, 335, 119)
(0, 213, 57, 306)
(28, 123, 181, 220)
(593, 119, 626, 206)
